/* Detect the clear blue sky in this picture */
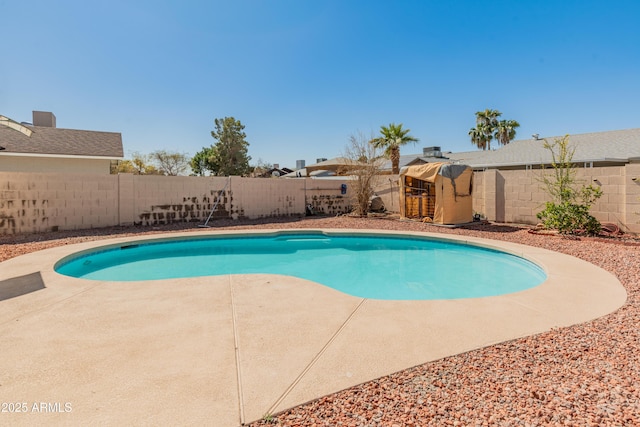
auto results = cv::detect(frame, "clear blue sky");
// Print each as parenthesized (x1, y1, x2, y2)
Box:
(1, 0, 638, 169)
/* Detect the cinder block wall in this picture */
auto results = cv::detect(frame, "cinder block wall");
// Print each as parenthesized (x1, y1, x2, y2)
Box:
(0, 172, 119, 234)
(624, 163, 640, 232)
(373, 175, 401, 213)
(231, 177, 310, 219)
(472, 164, 640, 233)
(0, 173, 353, 235)
(133, 175, 230, 226)
(304, 180, 353, 216)
(2, 166, 640, 235)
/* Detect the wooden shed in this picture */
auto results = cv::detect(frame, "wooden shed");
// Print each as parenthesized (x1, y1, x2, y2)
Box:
(399, 162, 473, 225)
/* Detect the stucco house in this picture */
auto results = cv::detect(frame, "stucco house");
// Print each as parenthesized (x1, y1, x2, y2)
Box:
(0, 111, 123, 174)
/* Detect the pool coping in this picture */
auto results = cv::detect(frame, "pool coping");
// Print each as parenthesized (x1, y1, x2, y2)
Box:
(0, 229, 627, 426)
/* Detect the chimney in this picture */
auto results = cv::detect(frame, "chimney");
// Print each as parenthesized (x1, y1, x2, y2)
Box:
(316, 158, 327, 163)
(273, 163, 279, 169)
(296, 160, 306, 170)
(33, 111, 56, 128)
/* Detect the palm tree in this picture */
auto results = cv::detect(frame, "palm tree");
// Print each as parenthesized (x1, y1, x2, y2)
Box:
(468, 126, 489, 151)
(469, 109, 501, 151)
(370, 123, 418, 174)
(494, 119, 520, 147)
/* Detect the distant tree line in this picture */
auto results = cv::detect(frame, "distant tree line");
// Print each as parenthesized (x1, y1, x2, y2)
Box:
(114, 150, 191, 176)
(113, 116, 253, 177)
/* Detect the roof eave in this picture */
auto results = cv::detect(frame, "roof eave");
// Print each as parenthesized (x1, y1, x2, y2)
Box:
(0, 152, 124, 160)
(471, 157, 631, 169)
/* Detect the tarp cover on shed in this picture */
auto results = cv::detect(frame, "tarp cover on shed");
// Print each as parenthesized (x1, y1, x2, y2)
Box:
(400, 162, 473, 225)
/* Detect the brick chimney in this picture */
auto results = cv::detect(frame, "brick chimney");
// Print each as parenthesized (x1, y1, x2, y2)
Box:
(33, 111, 56, 128)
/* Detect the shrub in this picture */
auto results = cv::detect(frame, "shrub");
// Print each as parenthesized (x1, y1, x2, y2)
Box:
(537, 201, 601, 235)
(536, 135, 603, 235)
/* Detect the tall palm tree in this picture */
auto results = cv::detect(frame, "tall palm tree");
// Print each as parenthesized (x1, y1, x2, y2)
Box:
(468, 126, 489, 151)
(494, 119, 520, 147)
(370, 123, 419, 174)
(469, 109, 501, 151)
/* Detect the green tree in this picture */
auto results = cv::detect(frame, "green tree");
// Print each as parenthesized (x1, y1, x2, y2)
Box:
(468, 110, 520, 151)
(190, 146, 215, 176)
(536, 135, 603, 235)
(469, 109, 501, 151)
(193, 117, 251, 176)
(468, 126, 490, 151)
(494, 119, 520, 146)
(150, 150, 190, 176)
(370, 123, 418, 175)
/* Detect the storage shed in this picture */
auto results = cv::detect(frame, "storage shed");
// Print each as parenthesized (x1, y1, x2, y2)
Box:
(399, 162, 473, 225)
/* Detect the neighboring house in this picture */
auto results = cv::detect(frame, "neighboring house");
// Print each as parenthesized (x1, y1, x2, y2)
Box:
(0, 111, 124, 174)
(380, 146, 451, 173)
(460, 128, 640, 170)
(254, 166, 294, 178)
(390, 129, 640, 171)
(281, 168, 336, 178)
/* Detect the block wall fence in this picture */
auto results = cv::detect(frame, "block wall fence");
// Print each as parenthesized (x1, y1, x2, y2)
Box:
(1, 165, 640, 235)
(0, 173, 354, 235)
(472, 163, 640, 234)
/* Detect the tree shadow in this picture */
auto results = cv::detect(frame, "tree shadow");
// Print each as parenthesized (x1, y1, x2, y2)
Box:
(0, 272, 45, 301)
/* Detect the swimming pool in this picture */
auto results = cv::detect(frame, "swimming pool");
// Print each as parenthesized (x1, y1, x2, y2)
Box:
(55, 231, 546, 300)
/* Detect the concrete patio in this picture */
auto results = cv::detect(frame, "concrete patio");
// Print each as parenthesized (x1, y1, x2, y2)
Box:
(0, 230, 626, 426)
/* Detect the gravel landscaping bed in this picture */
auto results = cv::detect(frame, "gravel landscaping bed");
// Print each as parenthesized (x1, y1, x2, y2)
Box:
(1, 216, 639, 426)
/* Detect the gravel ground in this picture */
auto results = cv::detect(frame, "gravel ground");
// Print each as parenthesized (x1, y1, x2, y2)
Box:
(1, 216, 639, 426)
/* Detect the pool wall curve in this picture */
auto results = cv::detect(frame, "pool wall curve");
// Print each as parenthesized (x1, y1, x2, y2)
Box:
(52, 229, 548, 300)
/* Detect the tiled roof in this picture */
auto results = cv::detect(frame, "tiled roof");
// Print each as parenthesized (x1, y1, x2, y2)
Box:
(0, 123, 123, 158)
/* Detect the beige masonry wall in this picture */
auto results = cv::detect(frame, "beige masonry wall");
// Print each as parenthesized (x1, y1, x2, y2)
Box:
(0, 172, 119, 234)
(0, 173, 354, 235)
(473, 163, 640, 234)
(3, 166, 640, 235)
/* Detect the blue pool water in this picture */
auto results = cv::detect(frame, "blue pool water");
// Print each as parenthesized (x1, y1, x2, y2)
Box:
(55, 232, 546, 300)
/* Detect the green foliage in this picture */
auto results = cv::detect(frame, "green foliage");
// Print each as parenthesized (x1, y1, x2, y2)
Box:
(536, 135, 603, 235)
(190, 146, 215, 176)
(468, 109, 520, 151)
(192, 117, 251, 176)
(536, 201, 601, 235)
(369, 123, 418, 175)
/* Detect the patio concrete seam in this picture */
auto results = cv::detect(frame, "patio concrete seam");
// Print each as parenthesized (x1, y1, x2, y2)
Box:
(229, 275, 245, 426)
(265, 298, 368, 417)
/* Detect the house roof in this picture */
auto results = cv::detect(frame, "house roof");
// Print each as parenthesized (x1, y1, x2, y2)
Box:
(444, 150, 491, 164)
(380, 153, 456, 171)
(280, 168, 337, 178)
(465, 128, 640, 169)
(304, 157, 368, 176)
(392, 128, 640, 170)
(0, 118, 123, 159)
